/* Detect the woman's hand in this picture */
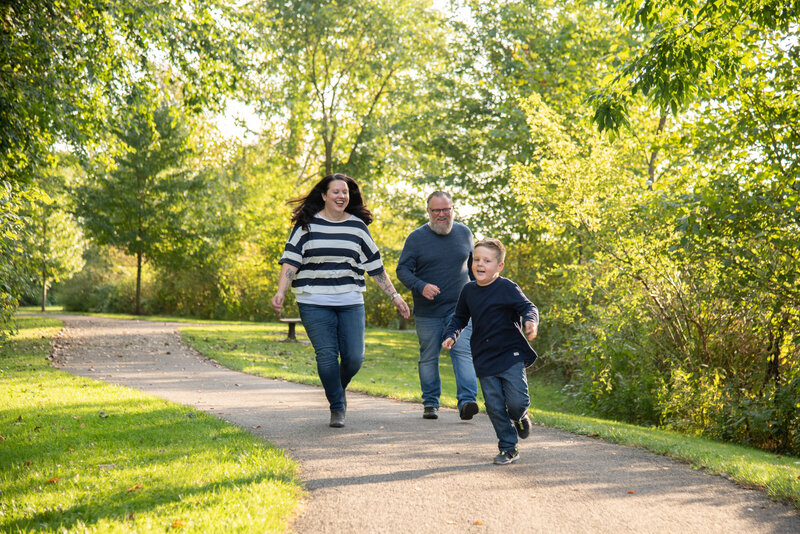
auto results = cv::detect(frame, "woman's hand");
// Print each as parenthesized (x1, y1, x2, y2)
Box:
(273, 263, 298, 316)
(442, 337, 455, 350)
(392, 294, 411, 319)
(271, 293, 285, 315)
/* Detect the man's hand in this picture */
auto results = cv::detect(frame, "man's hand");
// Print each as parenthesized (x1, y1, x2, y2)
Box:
(524, 321, 538, 341)
(442, 337, 455, 350)
(421, 283, 441, 300)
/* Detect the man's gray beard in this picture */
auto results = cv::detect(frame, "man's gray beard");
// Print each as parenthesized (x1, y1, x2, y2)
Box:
(430, 219, 454, 235)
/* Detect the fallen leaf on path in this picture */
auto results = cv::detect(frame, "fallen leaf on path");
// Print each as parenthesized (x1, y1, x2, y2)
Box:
(474, 520, 484, 525)
(627, 490, 635, 494)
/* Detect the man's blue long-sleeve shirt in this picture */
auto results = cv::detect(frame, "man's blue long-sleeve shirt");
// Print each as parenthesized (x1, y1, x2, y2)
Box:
(396, 222, 473, 318)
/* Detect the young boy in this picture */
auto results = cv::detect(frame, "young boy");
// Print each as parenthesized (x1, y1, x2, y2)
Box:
(442, 238, 539, 465)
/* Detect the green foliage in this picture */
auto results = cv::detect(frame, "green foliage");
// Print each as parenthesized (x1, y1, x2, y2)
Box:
(0, 0, 246, 185)
(59, 247, 150, 314)
(510, 79, 800, 454)
(245, 0, 447, 183)
(74, 85, 200, 313)
(146, 139, 295, 321)
(16, 155, 86, 309)
(0, 182, 31, 340)
(1, 0, 247, 332)
(592, 0, 800, 130)
(410, 0, 634, 238)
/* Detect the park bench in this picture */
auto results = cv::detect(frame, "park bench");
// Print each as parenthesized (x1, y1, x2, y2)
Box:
(279, 317, 302, 340)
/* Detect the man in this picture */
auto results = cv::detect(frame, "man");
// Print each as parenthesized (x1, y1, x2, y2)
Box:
(397, 191, 479, 420)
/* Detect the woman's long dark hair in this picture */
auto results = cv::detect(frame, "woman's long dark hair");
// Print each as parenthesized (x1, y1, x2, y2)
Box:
(289, 173, 374, 230)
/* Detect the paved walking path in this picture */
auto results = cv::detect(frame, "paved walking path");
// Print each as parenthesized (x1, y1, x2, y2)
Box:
(48, 315, 799, 533)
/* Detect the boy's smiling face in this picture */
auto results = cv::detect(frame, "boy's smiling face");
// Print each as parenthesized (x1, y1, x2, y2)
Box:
(472, 245, 504, 286)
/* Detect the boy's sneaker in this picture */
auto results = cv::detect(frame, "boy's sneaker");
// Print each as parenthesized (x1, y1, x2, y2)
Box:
(513, 413, 531, 439)
(493, 449, 519, 465)
(459, 401, 479, 420)
(422, 406, 439, 419)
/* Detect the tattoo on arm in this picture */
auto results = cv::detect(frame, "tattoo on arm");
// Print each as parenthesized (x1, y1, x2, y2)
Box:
(373, 271, 395, 295)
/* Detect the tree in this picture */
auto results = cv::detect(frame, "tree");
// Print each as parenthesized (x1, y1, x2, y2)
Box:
(0, 181, 33, 340)
(1, 0, 247, 185)
(244, 0, 448, 186)
(407, 0, 642, 239)
(75, 86, 198, 314)
(20, 157, 86, 310)
(1, 0, 249, 335)
(591, 0, 800, 130)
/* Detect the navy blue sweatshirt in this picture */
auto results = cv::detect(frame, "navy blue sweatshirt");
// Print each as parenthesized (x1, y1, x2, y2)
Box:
(444, 277, 539, 377)
(396, 222, 474, 318)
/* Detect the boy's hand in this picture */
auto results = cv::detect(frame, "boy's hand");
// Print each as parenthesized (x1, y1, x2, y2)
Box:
(524, 321, 538, 341)
(442, 337, 455, 350)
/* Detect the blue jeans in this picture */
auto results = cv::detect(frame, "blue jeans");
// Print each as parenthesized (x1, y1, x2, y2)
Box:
(415, 314, 478, 410)
(298, 303, 365, 412)
(479, 362, 530, 452)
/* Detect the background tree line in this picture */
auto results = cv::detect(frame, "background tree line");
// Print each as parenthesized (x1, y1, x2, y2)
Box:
(2, 0, 798, 454)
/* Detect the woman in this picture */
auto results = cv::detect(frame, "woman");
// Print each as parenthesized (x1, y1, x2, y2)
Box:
(272, 173, 410, 428)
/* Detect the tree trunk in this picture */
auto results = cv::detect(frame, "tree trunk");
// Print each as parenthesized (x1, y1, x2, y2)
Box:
(324, 137, 333, 176)
(40, 216, 47, 311)
(647, 113, 668, 190)
(40, 267, 47, 312)
(135, 251, 142, 315)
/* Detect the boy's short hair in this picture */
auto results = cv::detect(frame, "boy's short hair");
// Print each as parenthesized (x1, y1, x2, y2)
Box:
(474, 238, 506, 263)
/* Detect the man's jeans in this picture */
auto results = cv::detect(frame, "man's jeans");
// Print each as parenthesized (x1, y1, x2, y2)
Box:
(298, 303, 365, 412)
(479, 362, 530, 452)
(415, 314, 478, 410)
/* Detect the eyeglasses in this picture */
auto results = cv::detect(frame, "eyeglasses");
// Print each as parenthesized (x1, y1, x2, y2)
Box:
(428, 207, 453, 215)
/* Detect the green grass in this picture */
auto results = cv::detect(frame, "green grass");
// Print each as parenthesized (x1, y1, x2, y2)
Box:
(0, 317, 305, 533)
(179, 321, 800, 508)
(17, 306, 240, 325)
(181, 324, 465, 407)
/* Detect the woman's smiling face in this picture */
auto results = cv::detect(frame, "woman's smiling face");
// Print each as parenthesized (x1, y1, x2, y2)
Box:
(472, 245, 504, 286)
(322, 179, 350, 217)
